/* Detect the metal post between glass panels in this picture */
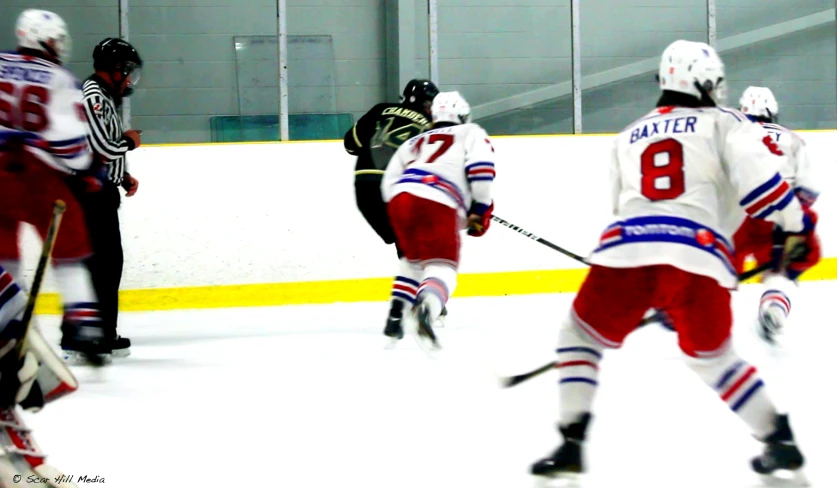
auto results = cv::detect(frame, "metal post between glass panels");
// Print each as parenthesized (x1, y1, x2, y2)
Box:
(570, 0, 581, 134)
(428, 0, 439, 85)
(277, 0, 289, 141)
(119, 0, 131, 128)
(706, 0, 717, 48)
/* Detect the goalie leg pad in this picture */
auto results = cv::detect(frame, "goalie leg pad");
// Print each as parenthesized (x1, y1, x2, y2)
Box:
(0, 408, 78, 487)
(25, 326, 78, 408)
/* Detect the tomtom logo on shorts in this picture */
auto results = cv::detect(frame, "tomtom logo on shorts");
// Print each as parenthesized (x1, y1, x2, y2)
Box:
(624, 224, 696, 238)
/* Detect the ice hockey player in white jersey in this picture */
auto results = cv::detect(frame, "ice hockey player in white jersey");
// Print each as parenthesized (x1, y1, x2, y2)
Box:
(382, 91, 495, 347)
(529, 40, 814, 486)
(0, 264, 81, 487)
(735, 86, 821, 345)
(0, 9, 110, 365)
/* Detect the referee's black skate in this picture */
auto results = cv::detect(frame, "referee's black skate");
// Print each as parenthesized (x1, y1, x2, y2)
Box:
(383, 300, 405, 341)
(751, 415, 809, 486)
(109, 335, 131, 358)
(531, 413, 591, 479)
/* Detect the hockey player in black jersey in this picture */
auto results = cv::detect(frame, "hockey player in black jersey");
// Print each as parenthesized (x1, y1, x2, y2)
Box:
(344, 79, 441, 341)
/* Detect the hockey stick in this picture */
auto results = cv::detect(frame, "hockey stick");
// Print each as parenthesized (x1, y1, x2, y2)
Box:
(490, 215, 589, 265)
(14, 200, 66, 361)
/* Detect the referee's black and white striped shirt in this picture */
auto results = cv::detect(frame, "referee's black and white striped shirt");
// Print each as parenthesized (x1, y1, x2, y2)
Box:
(82, 75, 133, 185)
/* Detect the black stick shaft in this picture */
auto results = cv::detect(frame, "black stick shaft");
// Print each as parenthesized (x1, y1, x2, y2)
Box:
(491, 215, 589, 265)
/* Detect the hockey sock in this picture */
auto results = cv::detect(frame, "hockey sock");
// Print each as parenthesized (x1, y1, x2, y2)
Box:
(759, 273, 794, 330)
(684, 347, 777, 439)
(556, 313, 604, 425)
(417, 263, 457, 320)
(390, 259, 421, 312)
(53, 262, 101, 328)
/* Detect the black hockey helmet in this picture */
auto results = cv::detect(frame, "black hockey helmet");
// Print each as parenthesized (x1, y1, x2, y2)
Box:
(401, 79, 439, 113)
(93, 37, 143, 97)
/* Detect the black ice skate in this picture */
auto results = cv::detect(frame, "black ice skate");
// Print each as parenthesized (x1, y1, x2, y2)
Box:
(531, 413, 592, 480)
(751, 415, 809, 486)
(61, 322, 111, 366)
(109, 335, 131, 358)
(383, 300, 405, 341)
(437, 305, 447, 328)
(415, 301, 439, 350)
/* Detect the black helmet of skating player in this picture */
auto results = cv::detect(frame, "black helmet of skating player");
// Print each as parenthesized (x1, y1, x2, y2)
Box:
(93, 38, 143, 97)
(401, 79, 439, 114)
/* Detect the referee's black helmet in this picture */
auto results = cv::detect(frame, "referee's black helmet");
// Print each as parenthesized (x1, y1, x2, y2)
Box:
(93, 38, 143, 96)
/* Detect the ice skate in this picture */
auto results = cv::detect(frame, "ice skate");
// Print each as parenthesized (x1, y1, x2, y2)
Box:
(531, 413, 590, 482)
(758, 306, 784, 345)
(436, 305, 447, 328)
(108, 335, 131, 358)
(61, 322, 111, 366)
(752, 415, 809, 487)
(413, 301, 440, 351)
(383, 300, 405, 348)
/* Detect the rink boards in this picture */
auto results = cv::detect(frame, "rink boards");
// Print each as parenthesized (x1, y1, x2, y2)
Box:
(17, 130, 837, 313)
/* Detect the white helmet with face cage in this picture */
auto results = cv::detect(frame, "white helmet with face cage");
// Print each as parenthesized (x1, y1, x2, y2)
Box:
(16, 9, 72, 64)
(658, 40, 726, 105)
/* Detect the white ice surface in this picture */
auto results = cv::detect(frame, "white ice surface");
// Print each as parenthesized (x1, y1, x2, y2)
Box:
(23, 281, 837, 488)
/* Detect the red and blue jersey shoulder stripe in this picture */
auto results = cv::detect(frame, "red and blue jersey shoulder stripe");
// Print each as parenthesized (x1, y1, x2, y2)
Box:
(465, 161, 495, 182)
(739, 173, 793, 219)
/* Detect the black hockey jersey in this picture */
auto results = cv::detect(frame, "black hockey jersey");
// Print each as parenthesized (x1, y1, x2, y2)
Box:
(344, 103, 430, 179)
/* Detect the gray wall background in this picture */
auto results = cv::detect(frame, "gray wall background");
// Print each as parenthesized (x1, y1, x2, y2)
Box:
(1, 0, 835, 142)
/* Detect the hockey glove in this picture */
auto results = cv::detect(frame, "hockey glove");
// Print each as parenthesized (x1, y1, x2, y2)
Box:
(771, 208, 819, 277)
(467, 201, 494, 237)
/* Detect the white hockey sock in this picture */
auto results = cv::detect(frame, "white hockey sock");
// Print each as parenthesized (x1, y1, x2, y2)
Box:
(759, 273, 794, 328)
(390, 259, 421, 307)
(755, 274, 795, 411)
(684, 347, 777, 438)
(53, 262, 100, 326)
(417, 263, 457, 321)
(556, 315, 604, 426)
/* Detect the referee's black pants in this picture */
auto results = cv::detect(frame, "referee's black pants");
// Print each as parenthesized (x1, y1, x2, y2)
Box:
(78, 183, 124, 339)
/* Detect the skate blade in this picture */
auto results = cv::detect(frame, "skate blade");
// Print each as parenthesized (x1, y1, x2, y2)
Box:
(757, 469, 810, 487)
(533, 472, 583, 488)
(408, 312, 441, 357)
(111, 348, 131, 358)
(63, 350, 112, 366)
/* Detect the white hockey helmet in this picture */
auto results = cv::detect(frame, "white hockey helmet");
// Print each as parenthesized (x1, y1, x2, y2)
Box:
(739, 86, 779, 121)
(15, 9, 72, 64)
(431, 91, 472, 125)
(658, 40, 726, 104)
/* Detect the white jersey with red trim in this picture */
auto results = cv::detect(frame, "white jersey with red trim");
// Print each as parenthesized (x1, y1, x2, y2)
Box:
(0, 52, 91, 173)
(590, 106, 810, 289)
(382, 122, 496, 221)
(760, 121, 819, 208)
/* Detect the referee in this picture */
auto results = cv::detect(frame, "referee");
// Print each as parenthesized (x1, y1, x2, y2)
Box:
(78, 37, 143, 357)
